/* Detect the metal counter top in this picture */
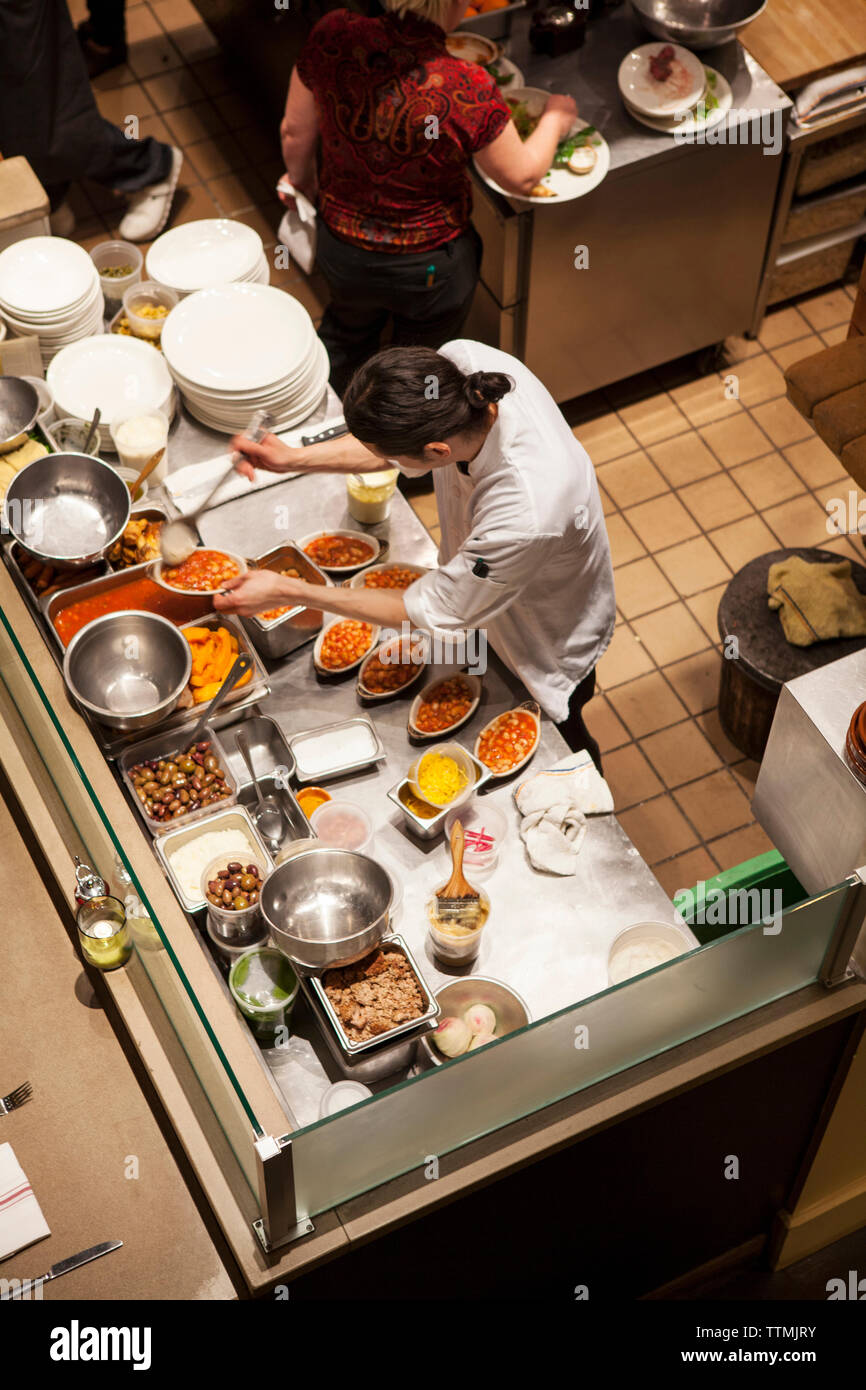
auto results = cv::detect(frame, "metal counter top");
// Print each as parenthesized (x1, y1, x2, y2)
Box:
(501, 5, 790, 178)
(190, 458, 687, 1121)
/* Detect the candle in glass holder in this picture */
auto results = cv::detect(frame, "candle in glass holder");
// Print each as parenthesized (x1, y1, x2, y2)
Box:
(76, 896, 132, 970)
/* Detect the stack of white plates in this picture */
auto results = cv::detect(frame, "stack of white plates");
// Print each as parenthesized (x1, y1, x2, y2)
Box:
(161, 283, 330, 435)
(146, 219, 269, 298)
(618, 42, 707, 123)
(47, 335, 175, 451)
(0, 237, 105, 368)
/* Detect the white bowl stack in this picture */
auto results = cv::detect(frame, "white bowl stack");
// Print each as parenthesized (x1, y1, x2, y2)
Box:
(0, 237, 105, 368)
(47, 335, 175, 451)
(160, 282, 330, 435)
(146, 219, 269, 298)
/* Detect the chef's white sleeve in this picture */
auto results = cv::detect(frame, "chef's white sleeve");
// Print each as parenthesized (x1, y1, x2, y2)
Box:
(404, 531, 557, 635)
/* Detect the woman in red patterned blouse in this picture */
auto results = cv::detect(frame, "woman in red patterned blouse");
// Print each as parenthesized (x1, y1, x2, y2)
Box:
(281, 0, 577, 393)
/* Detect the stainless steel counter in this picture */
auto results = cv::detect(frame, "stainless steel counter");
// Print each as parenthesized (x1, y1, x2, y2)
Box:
(191, 454, 687, 1123)
(469, 6, 792, 399)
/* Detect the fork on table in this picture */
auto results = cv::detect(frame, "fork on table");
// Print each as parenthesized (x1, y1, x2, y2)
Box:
(0, 1083, 32, 1115)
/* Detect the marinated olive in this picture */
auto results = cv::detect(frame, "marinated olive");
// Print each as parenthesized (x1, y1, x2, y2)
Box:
(240, 873, 256, 892)
(227, 862, 242, 875)
(232, 894, 249, 910)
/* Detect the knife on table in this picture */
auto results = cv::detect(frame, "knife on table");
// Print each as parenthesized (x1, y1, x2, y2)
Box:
(1, 1240, 123, 1298)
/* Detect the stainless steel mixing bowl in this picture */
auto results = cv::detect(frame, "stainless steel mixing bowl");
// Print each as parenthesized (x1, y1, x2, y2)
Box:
(2, 451, 131, 569)
(629, 0, 767, 48)
(260, 846, 393, 970)
(419, 977, 531, 1067)
(63, 610, 192, 730)
(0, 376, 40, 454)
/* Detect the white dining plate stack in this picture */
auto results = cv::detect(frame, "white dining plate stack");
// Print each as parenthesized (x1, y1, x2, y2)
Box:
(47, 335, 175, 450)
(146, 219, 269, 298)
(0, 237, 105, 368)
(617, 42, 732, 134)
(160, 282, 330, 434)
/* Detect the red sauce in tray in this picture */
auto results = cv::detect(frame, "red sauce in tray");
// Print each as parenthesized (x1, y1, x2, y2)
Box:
(53, 576, 209, 646)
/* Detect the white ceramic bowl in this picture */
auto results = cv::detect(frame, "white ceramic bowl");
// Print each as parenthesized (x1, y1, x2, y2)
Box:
(357, 635, 427, 701)
(312, 617, 380, 675)
(408, 672, 482, 740)
(474, 702, 541, 779)
(298, 528, 381, 574)
(150, 547, 248, 596)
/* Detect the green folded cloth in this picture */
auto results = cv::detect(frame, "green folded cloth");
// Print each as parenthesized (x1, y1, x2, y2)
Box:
(767, 555, 866, 647)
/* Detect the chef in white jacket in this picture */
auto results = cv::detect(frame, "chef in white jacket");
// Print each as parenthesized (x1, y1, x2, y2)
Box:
(215, 341, 615, 768)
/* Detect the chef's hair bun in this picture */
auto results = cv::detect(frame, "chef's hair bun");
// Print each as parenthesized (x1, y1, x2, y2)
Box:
(463, 371, 514, 410)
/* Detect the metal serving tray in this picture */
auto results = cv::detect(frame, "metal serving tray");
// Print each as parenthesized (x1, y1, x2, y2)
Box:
(307, 934, 440, 1055)
(104, 503, 171, 573)
(42, 560, 210, 653)
(298, 975, 420, 1083)
(42, 570, 269, 757)
(120, 722, 239, 837)
(220, 713, 316, 854)
(1, 536, 108, 626)
(154, 804, 275, 914)
(243, 542, 332, 660)
(387, 752, 492, 840)
(288, 715, 386, 784)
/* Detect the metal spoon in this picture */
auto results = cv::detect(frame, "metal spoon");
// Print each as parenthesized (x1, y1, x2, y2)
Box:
(82, 407, 101, 455)
(160, 408, 275, 567)
(186, 652, 253, 746)
(235, 728, 285, 849)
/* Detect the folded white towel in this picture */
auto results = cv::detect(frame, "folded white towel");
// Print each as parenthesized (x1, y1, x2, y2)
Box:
(0, 1141, 50, 1261)
(164, 394, 344, 516)
(514, 751, 613, 876)
(794, 64, 866, 124)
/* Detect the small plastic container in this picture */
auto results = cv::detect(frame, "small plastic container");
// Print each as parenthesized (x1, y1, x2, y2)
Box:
(310, 799, 373, 854)
(201, 852, 269, 944)
(319, 1081, 373, 1119)
(444, 802, 507, 876)
(345, 468, 399, 524)
(91, 240, 143, 311)
(109, 407, 169, 483)
(110, 464, 149, 506)
(205, 909, 266, 963)
(52, 417, 98, 454)
(408, 742, 475, 813)
(607, 921, 693, 986)
(427, 887, 491, 964)
(295, 785, 331, 821)
(122, 280, 178, 340)
(229, 946, 299, 1043)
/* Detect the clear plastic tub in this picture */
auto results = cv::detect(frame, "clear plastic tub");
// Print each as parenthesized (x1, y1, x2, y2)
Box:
(201, 852, 269, 943)
(443, 802, 507, 875)
(310, 799, 373, 853)
(120, 727, 238, 837)
(229, 947, 299, 1043)
(427, 887, 491, 964)
(345, 469, 398, 524)
(607, 921, 693, 985)
(109, 407, 169, 483)
(319, 1081, 373, 1118)
(122, 279, 178, 340)
(91, 240, 143, 310)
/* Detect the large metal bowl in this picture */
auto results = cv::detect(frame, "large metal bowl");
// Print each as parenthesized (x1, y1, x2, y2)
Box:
(260, 846, 393, 970)
(0, 376, 40, 454)
(2, 451, 131, 570)
(63, 610, 192, 730)
(629, 0, 767, 48)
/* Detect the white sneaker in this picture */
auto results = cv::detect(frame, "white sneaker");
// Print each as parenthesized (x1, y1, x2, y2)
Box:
(49, 202, 76, 238)
(118, 146, 183, 243)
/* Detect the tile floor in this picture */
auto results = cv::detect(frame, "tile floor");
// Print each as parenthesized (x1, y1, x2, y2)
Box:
(63, 0, 865, 900)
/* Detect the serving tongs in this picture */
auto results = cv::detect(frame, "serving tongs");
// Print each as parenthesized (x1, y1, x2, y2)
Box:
(159, 409, 275, 566)
(186, 652, 253, 745)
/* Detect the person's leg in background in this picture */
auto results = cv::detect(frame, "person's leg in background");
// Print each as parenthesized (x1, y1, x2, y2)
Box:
(77, 0, 127, 78)
(389, 227, 481, 351)
(315, 221, 392, 396)
(556, 670, 603, 774)
(0, 0, 180, 243)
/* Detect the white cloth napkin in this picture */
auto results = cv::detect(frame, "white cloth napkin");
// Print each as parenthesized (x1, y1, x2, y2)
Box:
(163, 410, 345, 516)
(0, 1141, 50, 1261)
(514, 751, 613, 876)
(794, 64, 866, 125)
(278, 198, 317, 276)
